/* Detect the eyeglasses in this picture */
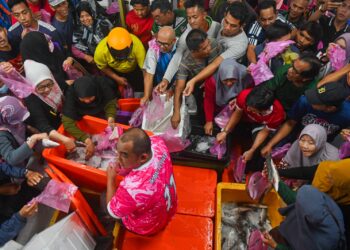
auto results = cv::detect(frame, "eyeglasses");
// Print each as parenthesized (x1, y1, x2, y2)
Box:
(291, 61, 302, 75)
(36, 81, 54, 92)
(156, 40, 171, 48)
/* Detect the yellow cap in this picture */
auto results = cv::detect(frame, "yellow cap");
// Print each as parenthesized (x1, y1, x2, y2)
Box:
(107, 27, 132, 50)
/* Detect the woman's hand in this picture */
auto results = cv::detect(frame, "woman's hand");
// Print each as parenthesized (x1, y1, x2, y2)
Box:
(62, 57, 74, 71)
(0, 62, 15, 73)
(25, 170, 43, 186)
(84, 138, 95, 160)
(261, 232, 277, 249)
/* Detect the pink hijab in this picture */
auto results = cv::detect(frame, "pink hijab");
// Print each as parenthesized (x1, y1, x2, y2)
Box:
(0, 96, 30, 145)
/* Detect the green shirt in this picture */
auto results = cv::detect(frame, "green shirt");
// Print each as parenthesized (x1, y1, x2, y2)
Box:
(151, 9, 187, 37)
(265, 65, 317, 111)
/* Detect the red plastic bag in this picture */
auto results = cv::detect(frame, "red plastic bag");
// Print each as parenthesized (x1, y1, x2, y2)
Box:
(214, 104, 235, 129)
(247, 172, 269, 201)
(271, 143, 291, 161)
(209, 142, 227, 160)
(129, 106, 145, 127)
(248, 229, 268, 250)
(233, 156, 246, 183)
(159, 127, 190, 153)
(31, 180, 78, 213)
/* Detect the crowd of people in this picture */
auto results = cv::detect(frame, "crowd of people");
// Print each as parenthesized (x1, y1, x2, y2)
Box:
(0, 0, 349, 247)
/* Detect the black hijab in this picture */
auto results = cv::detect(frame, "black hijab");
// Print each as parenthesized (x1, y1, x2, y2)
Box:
(20, 31, 68, 92)
(63, 75, 118, 120)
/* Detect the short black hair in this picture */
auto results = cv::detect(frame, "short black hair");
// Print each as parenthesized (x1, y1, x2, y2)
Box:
(184, 0, 205, 10)
(120, 128, 152, 155)
(299, 21, 323, 46)
(257, 0, 276, 15)
(265, 20, 291, 41)
(186, 29, 208, 51)
(246, 85, 275, 110)
(150, 0, 172, 13)
(130, 0, 150, 6)
(226, 2, 248, 25)
(8, 0, 28, 10)
(298, 52, 321, 79)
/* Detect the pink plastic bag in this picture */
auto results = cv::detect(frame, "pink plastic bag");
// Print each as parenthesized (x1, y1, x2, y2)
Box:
(94, 126, 122, 151)
(106, 1, 120, 14)
(144, 92, 165, 123)
(339, 141, 350, 159)
(40, 9, 51, 24)
(159, 127, 190, 153)
(262, 40, 295, 60)
(271, 143, 291, 161)
(247, 172, 269, 201)
(65, 67, 83, 80)
(209, 142, 226, 160)
(248, 60, 274, 85)
(214, 104, 235, 129)
(123, 84, 134, 98)
(0, 67, 34, 99)
(329, 44, 346, 71)
(248, 230, 268, 250)
(31, 180, 78, 213)
(233, 156, 246, 183)
(129, 106, 145, 127)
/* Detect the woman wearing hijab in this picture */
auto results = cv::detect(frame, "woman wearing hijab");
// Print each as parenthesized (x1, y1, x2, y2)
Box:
(0, 96, 48, 167)
(20, 31, 72, 93)
(72, 1, 113, 66)
(262, 184, 346, 250)
(203, 58, 251, 135)
(62, 75, 118, 159)
(23, 60, 76, 151)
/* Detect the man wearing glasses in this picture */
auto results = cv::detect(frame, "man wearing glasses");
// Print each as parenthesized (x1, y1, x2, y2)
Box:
(141, 26, 177, 105)
(94, 27, 146, 93)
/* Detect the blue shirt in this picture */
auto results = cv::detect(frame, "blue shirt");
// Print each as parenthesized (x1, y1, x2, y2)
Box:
(288, 95, 350, 137)
(51, 14, 74, 49)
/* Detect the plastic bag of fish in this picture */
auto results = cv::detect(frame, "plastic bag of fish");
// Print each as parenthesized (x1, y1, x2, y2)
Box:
(221, 202, 271, 250)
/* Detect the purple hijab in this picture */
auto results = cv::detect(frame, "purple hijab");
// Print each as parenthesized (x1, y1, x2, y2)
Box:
(0, 96, 30, 144)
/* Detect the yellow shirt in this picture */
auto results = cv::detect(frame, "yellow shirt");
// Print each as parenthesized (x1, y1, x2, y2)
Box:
(94, 34, 145, 73)
(312, 159, 350, 205)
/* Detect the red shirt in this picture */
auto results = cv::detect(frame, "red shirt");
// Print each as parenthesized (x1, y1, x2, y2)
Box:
(126, 10, 153, 49)
(236, 89, 285, 130)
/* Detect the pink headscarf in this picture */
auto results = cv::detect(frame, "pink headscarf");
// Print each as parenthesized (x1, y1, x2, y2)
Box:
(0, 96, 30, 145)
(24, 60, 63, 112)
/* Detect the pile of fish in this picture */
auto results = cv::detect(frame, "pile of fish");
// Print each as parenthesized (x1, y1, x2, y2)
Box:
(221, 202, 271, 250)
(67, 127, 121, 170)
(188, 135, 216, 154)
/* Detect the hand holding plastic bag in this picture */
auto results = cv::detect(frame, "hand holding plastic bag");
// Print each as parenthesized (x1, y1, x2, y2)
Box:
(209, 141, 227, 160)
(214, 103, 235, 129)
(129, 105, 145, 127)
(144, 92, 165, 123)
(233, 156, 246, 183)
(248, 229, 268, 250)
(30, 180, 78, 213)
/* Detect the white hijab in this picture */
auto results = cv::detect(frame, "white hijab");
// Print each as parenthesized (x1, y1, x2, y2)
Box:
(24, 60, 63, 112)
(284, 124, 339, 167)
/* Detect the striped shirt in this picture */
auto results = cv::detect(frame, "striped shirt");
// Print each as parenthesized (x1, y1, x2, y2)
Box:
(152, 9, 188, 38)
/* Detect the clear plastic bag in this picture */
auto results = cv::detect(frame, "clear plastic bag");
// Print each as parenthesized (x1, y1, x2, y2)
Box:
(214, 104, 235, 129)
(0, 66, 34, 99)
(129, 106, 145, 127)
(233, 156, 246, 183)
(159, 127, 191, 153)
(31, 180, 77, 213)
(144, 92, 165, 123)
(209, 142, 227, 160)
(247, 172, 269, 201)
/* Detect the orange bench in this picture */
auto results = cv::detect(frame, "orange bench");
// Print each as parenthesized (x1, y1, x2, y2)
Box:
(117, 214, 213, 250)
(173, 165, 216, 218)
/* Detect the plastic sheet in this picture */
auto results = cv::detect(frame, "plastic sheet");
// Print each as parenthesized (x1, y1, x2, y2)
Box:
(233, 156, 246, 183)
(247, 172, 269, 201)
(0, 66, 34, 99)
(209, 142, 227, 160)
(129, 106, 145, 127)
(214, 104, 235, 129)
(271, 143, 291, 161)
(31, 179, 77, 213)
(248, 229, 268, 250)
(329, 44, 346, 71)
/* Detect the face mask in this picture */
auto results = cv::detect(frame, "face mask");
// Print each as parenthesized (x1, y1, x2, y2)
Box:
(0, 84, 9, 94)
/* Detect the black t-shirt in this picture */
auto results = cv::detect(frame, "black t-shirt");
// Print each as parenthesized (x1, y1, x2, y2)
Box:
(319, 16, 350, 48)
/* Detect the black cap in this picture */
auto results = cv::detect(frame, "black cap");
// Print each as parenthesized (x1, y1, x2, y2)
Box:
(305, 81, 350, 107)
